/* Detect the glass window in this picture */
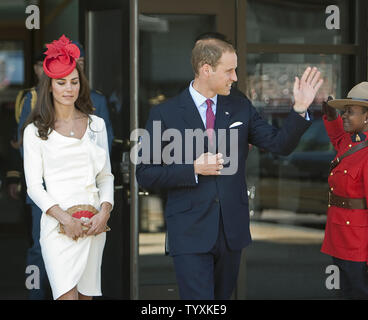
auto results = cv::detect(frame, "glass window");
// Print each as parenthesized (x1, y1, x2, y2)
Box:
(0, 41, 24, 88)
(246, 53, 352, 112)
(139, 14, 216, 127)
(246, 0, 353, 44)
(243, 0, 358, 300)
(88, 9, 123, 139)
(245, 52, 350, 216)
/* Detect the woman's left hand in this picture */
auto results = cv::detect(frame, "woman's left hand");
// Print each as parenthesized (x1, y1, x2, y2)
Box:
(85, 211, 110, 236)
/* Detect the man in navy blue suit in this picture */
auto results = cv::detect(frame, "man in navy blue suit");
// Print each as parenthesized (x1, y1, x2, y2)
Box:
(136, 38, 323, 299)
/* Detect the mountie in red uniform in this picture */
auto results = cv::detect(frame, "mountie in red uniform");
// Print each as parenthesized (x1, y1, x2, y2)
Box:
(321, 114, 368, 262)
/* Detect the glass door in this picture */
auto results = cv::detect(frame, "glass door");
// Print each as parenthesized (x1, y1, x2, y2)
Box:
(138, 0, 237, 299)
(79, 0, 131, 299)
(237, 0, 359, 299)
(0, 27, 33, 299)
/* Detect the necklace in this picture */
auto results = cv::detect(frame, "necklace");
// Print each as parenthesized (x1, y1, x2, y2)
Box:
(69, 115, 85, 137)
(66, 117, 75, 136)
(70, 123, 75, 137)
(56, 110, 77, 137)
(69, 110, 75, 136)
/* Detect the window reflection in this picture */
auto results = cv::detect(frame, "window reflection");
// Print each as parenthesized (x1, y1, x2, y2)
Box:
(0, 41, 24, 89)
(245, 53, 349, 216)
(246, 53, 350, 112)
(248, 120, 336, 216)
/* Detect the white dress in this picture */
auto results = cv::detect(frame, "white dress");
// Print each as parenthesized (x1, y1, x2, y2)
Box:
(23, 115, 114, 300)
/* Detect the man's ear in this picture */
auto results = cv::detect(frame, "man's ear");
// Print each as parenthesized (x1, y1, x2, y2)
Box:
(201, 63, 212, 77)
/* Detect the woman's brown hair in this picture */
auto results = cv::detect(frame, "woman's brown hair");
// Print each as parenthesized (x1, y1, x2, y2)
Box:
(22, 62, 93, 140)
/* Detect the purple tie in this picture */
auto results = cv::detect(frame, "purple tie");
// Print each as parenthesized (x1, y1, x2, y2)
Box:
(206, 99, 215, 146)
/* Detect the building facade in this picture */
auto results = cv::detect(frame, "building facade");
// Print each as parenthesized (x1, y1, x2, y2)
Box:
(0, 0, 366, 299)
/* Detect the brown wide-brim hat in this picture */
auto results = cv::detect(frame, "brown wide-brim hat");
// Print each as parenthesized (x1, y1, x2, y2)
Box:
(327, 82, 368, 110)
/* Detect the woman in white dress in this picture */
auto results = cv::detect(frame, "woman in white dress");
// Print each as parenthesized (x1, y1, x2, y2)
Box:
(22, 35, 114, 300)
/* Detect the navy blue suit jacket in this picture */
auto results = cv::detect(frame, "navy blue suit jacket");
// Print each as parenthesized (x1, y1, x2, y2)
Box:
(136, 87, 311, 256)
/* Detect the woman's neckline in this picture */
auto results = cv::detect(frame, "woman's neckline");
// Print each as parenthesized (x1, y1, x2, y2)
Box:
(52, 117, 90, 140)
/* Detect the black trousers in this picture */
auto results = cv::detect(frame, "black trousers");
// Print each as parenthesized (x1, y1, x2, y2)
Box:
(333, 257, 368, 299)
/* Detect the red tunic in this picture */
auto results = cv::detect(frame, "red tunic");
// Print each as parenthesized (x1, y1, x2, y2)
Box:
(321, 115, 368, 262)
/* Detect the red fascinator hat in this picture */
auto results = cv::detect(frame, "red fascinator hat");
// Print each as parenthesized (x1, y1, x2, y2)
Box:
(43, 34, 80, 79)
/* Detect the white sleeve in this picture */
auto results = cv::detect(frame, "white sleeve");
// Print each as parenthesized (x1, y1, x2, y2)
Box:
(23, 124, 59, 213)
(96, 118, 114, 209)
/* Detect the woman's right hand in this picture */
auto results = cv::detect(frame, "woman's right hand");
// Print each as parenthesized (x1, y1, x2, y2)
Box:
(61, 216, 86, 241)
(46, 205, 88, 240)
(322, 96, 338, 121)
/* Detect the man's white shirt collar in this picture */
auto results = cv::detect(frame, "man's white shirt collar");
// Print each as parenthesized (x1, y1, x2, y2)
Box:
(189, 80, 217, 109)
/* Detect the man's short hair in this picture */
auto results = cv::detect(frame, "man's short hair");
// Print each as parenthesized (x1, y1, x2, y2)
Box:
(191, 38, 235, 76)
(195, 32, 229, 43)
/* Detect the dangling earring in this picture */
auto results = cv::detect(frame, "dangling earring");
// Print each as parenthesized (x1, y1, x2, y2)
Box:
(365, 120, 367, 124)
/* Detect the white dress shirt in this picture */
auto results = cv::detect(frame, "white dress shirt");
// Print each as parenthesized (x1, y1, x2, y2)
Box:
(189, 81, 219, 182)
(189, 80, 217, 127)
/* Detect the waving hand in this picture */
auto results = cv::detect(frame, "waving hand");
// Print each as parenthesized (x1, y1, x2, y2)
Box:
(293, 66, 324, 115)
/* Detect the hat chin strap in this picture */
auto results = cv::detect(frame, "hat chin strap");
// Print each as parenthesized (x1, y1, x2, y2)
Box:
(359, 119, 368, 134)
(348, 97, 368, 102)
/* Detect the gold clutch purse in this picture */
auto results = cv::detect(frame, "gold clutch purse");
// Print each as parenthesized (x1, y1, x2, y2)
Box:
(59, 204, 111, 234)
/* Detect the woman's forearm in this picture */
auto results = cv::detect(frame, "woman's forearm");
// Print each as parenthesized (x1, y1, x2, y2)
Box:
(46, 205, 73, 225)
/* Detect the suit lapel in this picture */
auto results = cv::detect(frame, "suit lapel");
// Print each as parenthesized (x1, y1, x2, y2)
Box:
(214, 95, 231, 151)
(215, 95, 231, 131)
(179, 88, 206, 131)
(179, 89, 231, 131)
(178, 89, 232, 153)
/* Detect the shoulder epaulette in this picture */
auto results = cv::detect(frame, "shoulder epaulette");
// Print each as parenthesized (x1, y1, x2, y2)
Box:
(30, 88, 37, 110)
(15, 87, 37, 123)
(94, 89, 104, 96)
(15, 89, 26, 123)
(6, 170, 21, 179)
